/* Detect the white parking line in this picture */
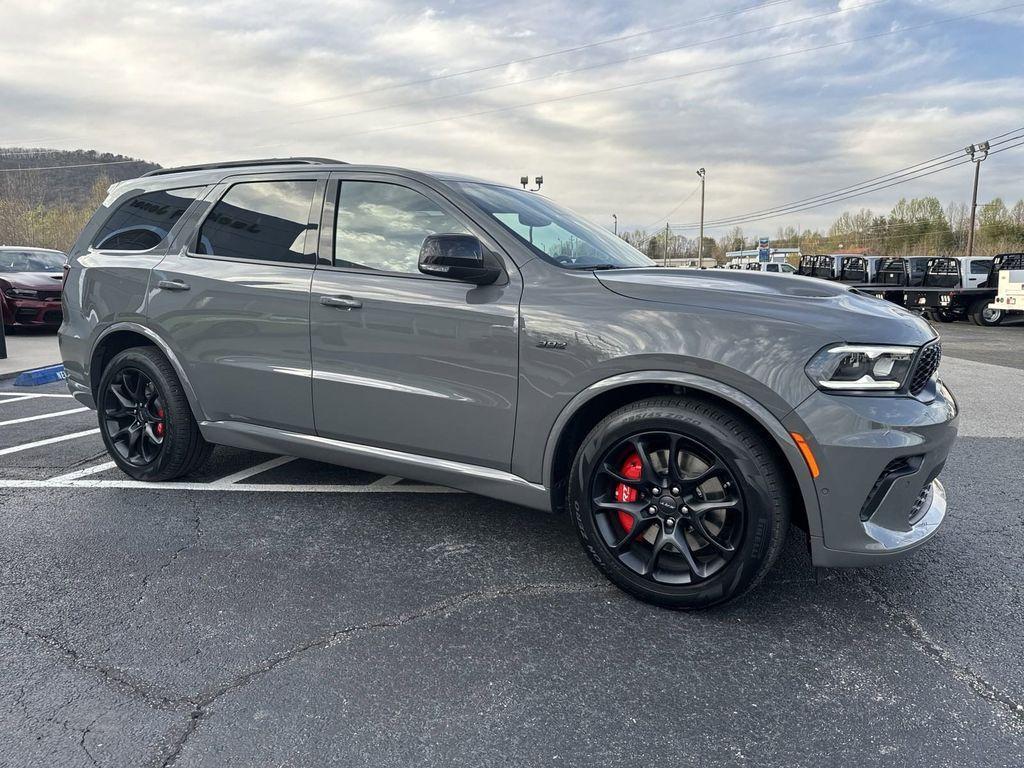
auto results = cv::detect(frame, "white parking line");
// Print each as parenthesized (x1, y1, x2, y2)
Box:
(0, 394, 40, 405)
(367, 475, 403, 487)
(0, 478, 459, 493)
(47, 461, 118, 482)
(0, 393, 75, 404)
(0, 407, 89, 427)
(0, 428, 100, 456)
(210, 455, 296, 485)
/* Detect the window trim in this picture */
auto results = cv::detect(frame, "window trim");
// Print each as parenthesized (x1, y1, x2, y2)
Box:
(317, 171, 510, 284)
(186, 175, 325, 269)
(89, 185, 209, 255)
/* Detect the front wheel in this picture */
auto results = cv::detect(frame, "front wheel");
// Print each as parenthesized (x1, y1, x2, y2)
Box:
(97, 346, 212, 481)
(969, 299, 1003, 327)
(569, 397, 790, 609)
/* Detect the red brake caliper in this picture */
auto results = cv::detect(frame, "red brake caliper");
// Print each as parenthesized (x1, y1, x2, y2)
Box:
(615, 452, 643, 532)
(155, 407, 165, 437)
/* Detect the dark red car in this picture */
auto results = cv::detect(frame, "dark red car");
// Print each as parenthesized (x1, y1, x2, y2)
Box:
(0, 247, 67, 330)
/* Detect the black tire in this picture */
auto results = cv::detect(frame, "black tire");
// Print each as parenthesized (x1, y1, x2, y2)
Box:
(97, 346, 212, 481)
(928, 308, 956, 323)
(569, 396, 790, 610)
(968, 299, 1004, 327)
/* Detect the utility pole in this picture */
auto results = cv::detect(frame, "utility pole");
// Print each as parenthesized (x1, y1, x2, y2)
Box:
(696, 167, 706, 265)
(965, 141, 989, 258)
(664, 222, 671, 267)
(613, 214, 618, 235)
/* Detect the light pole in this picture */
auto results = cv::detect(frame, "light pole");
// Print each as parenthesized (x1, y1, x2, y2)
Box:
(965, 142, 989, 258)
(613, 213, 618, 235)
(696, 168, 706, 265)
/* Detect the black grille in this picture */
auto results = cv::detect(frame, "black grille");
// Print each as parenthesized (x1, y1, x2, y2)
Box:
(909, 341, 941, 395)
(43, 310, 62, 324)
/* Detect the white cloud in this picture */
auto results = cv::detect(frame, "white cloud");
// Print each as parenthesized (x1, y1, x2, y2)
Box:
(0, 0, 1020, 235)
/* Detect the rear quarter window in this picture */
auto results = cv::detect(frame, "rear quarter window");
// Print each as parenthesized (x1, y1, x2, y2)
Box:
(92, 187, 205, 251)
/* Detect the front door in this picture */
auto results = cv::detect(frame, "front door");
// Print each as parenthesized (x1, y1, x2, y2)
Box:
(149, 173, 324, 432)
(310, 174, 520, 470)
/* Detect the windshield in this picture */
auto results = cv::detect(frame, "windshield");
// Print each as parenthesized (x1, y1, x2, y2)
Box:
(0, 250, 66, 273)
(453, 182, 653, 269)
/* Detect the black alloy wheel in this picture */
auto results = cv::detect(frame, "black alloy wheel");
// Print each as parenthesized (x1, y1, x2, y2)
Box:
(590, 431, 744, 585)
(102, 367, 166, 466)
(569, 396, 790, 609)
(97, 346, 213, 481)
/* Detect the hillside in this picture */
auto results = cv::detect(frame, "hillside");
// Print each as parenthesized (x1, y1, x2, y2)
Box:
(0, 148, 161, 208)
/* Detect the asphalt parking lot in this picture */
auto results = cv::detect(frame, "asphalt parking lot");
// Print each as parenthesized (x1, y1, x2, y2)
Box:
(1, 321, 1023, 768)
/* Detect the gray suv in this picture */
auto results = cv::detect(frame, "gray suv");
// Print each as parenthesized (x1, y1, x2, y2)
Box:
(59, 158, 958, 608)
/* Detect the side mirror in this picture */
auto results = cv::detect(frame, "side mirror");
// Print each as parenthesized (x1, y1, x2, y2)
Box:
(418, 234, 502, 285)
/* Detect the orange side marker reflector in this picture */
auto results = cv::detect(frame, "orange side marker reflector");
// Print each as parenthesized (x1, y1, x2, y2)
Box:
(790, 432, 820, 478)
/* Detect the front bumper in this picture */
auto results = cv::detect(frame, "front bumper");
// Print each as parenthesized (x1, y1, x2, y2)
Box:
(792, 378, 958, 567)
(2, 297, 63, 327)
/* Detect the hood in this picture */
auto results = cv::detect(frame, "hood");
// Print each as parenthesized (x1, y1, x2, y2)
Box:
(595, 268, 936, 346)
(0, 271, 65, 290)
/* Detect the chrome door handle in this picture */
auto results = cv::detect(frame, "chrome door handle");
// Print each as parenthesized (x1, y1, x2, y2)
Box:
(157, 279, 190, 291)
(320, 295, 362, 310)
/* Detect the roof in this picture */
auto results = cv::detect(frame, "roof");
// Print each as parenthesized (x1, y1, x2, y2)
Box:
(142, 157, 345, 177)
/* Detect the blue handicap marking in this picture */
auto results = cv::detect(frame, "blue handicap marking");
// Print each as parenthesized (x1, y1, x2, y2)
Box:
(13, 364, 67, 387)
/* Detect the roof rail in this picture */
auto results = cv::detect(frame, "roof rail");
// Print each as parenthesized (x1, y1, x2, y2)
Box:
(142, 157, 345, 178)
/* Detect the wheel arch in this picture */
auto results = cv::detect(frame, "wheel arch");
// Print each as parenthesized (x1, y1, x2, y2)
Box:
(542, 371, 821, 539)
(89, 322, 206, 422)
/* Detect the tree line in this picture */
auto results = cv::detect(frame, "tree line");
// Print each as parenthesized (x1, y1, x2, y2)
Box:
(622, 196, 1024, 263)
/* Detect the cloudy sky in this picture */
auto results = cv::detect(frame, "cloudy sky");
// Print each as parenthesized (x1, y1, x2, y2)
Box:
(1, 0, 1022, 236)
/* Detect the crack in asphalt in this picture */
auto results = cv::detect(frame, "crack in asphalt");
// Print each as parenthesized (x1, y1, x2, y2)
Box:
(137, 497, 203, 606)
(0, 618, 192, 712)
(154, 580, 610, 767)
(78, 710, 106, 768)
(856, 577, 1024, 732)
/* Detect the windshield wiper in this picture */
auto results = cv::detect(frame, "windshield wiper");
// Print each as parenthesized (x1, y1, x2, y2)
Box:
(564, 263, 623, 270)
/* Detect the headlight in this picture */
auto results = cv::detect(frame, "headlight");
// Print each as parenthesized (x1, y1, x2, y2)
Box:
(4, 288, 40, 299)
(806, 344, 916, 392)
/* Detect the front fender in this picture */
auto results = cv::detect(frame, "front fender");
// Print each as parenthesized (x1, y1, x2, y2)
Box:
(540, 370, 823, 541)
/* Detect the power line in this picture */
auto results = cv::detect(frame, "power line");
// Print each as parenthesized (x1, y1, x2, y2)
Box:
(255, 1, 1023, 146)
(640, 179, 703, 231)
(280, 0, 889, 128)
(673, 129, 1024, 231)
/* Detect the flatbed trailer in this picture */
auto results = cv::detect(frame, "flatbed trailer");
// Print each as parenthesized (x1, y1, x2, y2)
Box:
(904, 256, 1007, 326)
(851, 257, 929, 304)
(905, 285, 1000, 325)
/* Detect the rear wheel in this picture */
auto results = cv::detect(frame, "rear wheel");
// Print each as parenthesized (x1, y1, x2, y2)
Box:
(569, 397, 790, 609)
(97, 347, 212, 481)
(969, 299, 1003, 327)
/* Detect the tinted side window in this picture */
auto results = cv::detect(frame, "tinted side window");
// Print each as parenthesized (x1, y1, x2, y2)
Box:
(971, 260, 993, 275)
(92, 187, 204, 251)
(197, 180, 316, 264)
(766, 263, 779, 272)
(334, 181, 468, 273)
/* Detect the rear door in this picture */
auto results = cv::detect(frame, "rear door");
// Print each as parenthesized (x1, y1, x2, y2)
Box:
(148, 172, 325, 432)
(309, 173, 521, 469)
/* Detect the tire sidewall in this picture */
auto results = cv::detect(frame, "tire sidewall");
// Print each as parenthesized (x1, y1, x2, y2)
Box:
(569, 402, 779, 609)
(97, 349, 180, 481)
